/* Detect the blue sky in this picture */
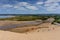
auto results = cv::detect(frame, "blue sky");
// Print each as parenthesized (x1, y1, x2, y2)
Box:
(0, 0, 60, 14)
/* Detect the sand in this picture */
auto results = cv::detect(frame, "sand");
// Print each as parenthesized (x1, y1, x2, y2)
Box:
(0, 24, 60, 40)
(0, 21, 31, 26)
(0, 21, 60, 40)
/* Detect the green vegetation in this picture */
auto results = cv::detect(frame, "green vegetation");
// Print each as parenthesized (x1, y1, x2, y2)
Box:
(1, 15, 60, 33)
(54, 16, 60, 23)
(0, 16, 50, 21)
(0, 15, 60, 23)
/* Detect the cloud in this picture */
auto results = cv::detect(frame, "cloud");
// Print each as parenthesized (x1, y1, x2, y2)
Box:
(16, 7, 27, 10)
(0, 2, 38, 10)
(26, 5, 38, 10)
(18, 2, 30, 6)
(14, 6, 27, 10)
(1, 0, 60, 12)
(46, 6, 57, 11)
(0, 4, 13, 9)
(14, 6, 19, 8)
(2, 4, 13, 8)
(36, 2, 43, 5)
(13, 2, 38, 10)
(45, 0, 60, 4)
(44, 0, 60, 11)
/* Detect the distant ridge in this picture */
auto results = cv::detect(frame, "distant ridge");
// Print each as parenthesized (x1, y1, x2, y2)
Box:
(0, 14, 60, 16)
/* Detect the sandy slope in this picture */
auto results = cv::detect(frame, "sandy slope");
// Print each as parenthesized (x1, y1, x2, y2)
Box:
(0, 21, 31, 26)
(0, 25, 60, 40)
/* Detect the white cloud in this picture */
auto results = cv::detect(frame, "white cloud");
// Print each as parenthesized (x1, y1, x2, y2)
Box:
(36, 2, 43, 5)
(0, 2, 39, 10)
(26, 6, 38, 10)
(17, 2, 30, 6)
(13, 6, 27, 10)
(45, 2, 59, 7)
(46, 6, 57, 11)
(13, 2, 38, 10)
(0, 0, 60, 12)
(16, 7, 27, 10)
(45, 0, 60, 4)
(57, 6, 60, 9)
(44, 0, 60, 11)
(14, 6, 19, 8)
(2, 4, 13, 8)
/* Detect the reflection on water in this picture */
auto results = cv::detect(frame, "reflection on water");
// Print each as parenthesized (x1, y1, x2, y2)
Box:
(0, 16, 15, 18)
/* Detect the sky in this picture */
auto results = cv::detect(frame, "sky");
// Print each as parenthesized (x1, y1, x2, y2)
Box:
(0, 0, 60, 14)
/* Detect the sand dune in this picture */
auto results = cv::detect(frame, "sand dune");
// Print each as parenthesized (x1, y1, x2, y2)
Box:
(0, 20, 60, 40)
(0, 25, 60, 40)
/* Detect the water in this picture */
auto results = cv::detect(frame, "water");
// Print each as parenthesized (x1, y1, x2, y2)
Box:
(0, 16, 14, 18)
